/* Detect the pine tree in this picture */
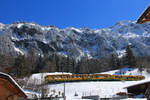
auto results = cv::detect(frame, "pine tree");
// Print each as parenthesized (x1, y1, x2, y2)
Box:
(125, 45, 136, 67)
(110, 53, 120, 69)
(14, 55, 30, 77)
(33, 55, 44, 73)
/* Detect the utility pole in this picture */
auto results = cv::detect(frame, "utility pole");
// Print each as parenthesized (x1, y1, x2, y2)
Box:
(64, 80, 66, 100)
(62, 65, 66, 100)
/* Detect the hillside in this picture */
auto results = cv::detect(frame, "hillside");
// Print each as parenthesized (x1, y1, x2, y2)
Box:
(1, 21, 150, 59)
(24, 67, 150, 100)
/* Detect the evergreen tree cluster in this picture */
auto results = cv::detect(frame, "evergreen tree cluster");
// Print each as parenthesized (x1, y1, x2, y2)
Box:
(0, 45, 150, 77)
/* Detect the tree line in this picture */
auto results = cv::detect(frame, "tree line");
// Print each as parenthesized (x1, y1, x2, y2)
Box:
(0, 45, 150, 78)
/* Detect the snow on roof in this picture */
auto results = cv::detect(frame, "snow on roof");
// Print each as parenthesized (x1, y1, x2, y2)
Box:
(0, 72, 27, 98)
(124, 80, 150, 89)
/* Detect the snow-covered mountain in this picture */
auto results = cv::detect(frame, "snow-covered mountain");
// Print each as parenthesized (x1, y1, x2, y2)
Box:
(1, 20, 150, 59)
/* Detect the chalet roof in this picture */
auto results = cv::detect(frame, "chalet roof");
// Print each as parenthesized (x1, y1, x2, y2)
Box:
(124, 80, 150, 89)
(0, 72, 27, 98)
(137, 5, 150, 24)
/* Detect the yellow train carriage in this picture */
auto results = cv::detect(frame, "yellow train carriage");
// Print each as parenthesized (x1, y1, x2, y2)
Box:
(45, 73, 145, 83)
(112, 75, 145, 81)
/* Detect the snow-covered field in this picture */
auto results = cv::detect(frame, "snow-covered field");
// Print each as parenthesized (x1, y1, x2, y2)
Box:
(48, 81, 133, 100)
(25, 67, 150, 100)
(122, 99, 146, 100)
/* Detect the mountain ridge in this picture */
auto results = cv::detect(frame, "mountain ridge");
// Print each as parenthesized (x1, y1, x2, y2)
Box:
(1, 20, 150, 59)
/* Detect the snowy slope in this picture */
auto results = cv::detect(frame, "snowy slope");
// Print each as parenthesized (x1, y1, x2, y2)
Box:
(47, 68, 150, 100)
(1, 21, 150, 59)
(27, 72, 72, 85)
(26, 68, 150, 100)
(101, 67, 150, 81)
(122, 99, 146, 100)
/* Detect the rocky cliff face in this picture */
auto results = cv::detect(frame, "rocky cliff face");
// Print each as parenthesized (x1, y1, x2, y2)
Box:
(1, 21, 150, 59)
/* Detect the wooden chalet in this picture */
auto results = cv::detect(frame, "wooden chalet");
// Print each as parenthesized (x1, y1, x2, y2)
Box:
(136, 5, 150, 99)
(124, 81, 150, 99)
(137, 5, 150, 24)
(0, 72, 27, 100)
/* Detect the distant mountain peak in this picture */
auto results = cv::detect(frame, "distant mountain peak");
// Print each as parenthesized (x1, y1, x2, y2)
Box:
(0, 20, 150, 59)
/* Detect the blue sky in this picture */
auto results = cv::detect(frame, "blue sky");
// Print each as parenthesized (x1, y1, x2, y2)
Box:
(0, 0, 149, 29)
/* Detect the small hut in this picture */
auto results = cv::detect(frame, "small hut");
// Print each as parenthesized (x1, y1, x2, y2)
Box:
(0, 72, 27, 100)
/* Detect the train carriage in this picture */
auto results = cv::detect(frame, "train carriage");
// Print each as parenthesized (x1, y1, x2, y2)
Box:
(45, 73, 145, 83)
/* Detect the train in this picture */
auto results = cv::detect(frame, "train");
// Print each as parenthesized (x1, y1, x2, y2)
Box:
(45, 74, 145, 83)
